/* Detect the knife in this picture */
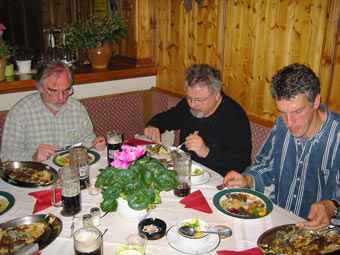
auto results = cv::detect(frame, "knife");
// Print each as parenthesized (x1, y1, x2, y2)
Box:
(56, 142, 83, 152)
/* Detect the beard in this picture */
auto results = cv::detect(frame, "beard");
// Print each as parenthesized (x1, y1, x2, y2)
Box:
(46, 100, 66, 111)
(190, 108, 205, 118)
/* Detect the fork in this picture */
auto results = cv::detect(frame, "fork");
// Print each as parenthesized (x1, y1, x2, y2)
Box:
(176, 130, 199, 151)
(56, 142, 83, 152)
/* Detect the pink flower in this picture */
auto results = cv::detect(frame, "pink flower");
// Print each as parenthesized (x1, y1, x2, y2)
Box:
(110, 145, 146, 169)
(0, 23, 6, 39)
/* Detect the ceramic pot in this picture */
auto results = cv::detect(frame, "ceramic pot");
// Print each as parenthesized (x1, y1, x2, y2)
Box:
(5, 63, 14, 76)
(117, 197, 150, 222)
(0, 59, 5, 81)
(87, 42, 113, 69)
(16, 60, 32, 74)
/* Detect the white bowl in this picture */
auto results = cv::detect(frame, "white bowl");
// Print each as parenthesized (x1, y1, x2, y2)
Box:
(176, 218, 210, 239)
(191, 164, 205, 182)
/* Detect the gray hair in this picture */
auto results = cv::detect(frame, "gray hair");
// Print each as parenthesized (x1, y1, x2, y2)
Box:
(270, 63, 320, 104)
(36, 61, 73, 89)
(184, 64, 222, 94)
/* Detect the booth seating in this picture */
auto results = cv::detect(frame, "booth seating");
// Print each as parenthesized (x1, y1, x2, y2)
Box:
(0, 88, 272, 163)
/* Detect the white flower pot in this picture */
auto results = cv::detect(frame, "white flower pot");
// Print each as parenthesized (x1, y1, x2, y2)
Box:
(16, 60, 32, 74)
(117, 197, 150, 222)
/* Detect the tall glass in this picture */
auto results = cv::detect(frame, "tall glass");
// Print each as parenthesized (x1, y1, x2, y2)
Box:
(173, 152, 191, 197)
(69, 146, 89, 190)
(107, 131, 123, 166)
(116, 233, 147, 255)
(52, 166, 82, 216)
(74, 227, 103, 255)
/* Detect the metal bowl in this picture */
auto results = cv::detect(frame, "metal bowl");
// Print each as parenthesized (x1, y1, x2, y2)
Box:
(257, 224, 340, 255)
(0, 161, 58, 187)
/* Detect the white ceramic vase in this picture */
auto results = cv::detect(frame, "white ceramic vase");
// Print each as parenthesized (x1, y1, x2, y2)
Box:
(117, 197, 150, 222)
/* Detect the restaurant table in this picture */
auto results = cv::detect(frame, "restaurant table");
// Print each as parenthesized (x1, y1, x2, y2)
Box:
(0, 149, 304, 254)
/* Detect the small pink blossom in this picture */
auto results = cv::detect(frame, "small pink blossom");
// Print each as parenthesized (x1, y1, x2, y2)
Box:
(0, 23, 6, 39)
(110, 145, 146, 169)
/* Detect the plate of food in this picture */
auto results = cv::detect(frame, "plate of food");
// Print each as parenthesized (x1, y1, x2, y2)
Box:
(257, 224, 340, 255)
(0, 213, 62, 254)
(146, 144, 176, 163)
(0, 191, 15, 215)
(213, 188, 273, 219)
(0, 161, 58, 188)
(53, 150, 100, 167)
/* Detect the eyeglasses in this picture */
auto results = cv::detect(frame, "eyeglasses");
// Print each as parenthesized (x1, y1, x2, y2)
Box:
(46, 87, 73, 97)
(186, 93, 213, 104)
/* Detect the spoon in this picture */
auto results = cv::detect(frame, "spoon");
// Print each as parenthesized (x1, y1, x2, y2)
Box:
(179, 225, 232, 237)
(176, 130, 199, 151)
(278, 226, 306, 249)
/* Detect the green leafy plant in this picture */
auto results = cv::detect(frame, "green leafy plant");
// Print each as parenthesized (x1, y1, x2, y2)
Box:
(95, 146, 178, 212)
(62, 15, 128, 50)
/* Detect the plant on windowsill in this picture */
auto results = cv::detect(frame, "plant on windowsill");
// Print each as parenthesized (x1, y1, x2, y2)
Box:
(95, 145, 178, 216)
(62, 15, 128, 69)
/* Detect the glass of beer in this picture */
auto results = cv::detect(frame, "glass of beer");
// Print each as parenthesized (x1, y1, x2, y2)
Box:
(69, 146, 89, 190)
(116, 233, 147, 255)
(107, 130, 123, 166)
(74, 227, 103, 255)
(172, 152, 191, 197)
(52, 166, 82, 216)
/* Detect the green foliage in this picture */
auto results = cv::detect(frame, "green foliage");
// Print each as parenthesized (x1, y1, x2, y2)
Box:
(96, 156, 178, 212)
(62, 15, 129, 50)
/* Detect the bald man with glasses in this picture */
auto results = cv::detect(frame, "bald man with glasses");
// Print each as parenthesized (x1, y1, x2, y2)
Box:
(1, 61, 105, 162)
(144, 64, 252, 176)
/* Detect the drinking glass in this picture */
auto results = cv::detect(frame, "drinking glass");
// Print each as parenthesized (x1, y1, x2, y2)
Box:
(116, 233, 147, 255)
(69, 146, 89, 190)
(107, 130, 123, 166)
(51, 166, 82, 216)
(172, 152, 191, 197)
(86, 178, 100, 195)
(74, 227, 103, 255)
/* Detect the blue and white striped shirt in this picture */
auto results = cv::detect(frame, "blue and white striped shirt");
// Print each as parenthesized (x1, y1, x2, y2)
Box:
(244, 105, 340, 219)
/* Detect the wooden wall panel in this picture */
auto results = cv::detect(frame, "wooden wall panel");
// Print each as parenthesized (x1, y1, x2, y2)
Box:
(155, 0, 224, 95)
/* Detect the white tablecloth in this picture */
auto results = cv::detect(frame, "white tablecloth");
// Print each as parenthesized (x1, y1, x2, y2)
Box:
(0, 149, 303, 254)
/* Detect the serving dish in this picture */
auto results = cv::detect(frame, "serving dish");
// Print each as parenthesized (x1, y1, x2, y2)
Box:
(213, 188, 273, 219)
(0, 161, 58, 188)
(0, 191, 15, 215)
(138, 218, 167, 240)
(166, 225, 220, 254)
(257, 224, 340, 255)
(0, 213, 62, 254)
(53, 150, 100, 167)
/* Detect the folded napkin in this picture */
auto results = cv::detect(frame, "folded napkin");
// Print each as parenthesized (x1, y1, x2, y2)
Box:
(217, 248, 262, 255)
(124, 138, 155, 146)
(180, 190, 213, 214)
(29, 189, 61, 214)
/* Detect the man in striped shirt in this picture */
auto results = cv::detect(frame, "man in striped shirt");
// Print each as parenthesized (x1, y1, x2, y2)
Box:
(223, 63, 340, 230)
(1, 62, 106, 162)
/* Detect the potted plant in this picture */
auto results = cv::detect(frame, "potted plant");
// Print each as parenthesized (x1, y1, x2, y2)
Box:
(0, 23, 11, 80)
(95, 145, 178, 218)
(14, 45, 36, 74)
(62, 15, 128, 69)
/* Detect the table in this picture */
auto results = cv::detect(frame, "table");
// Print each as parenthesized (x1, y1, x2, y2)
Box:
(0, 149, 304, 254)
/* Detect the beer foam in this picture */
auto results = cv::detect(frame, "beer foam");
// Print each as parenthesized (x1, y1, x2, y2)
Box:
(75, 229, 101, 252)
(107, 136, 122, 144)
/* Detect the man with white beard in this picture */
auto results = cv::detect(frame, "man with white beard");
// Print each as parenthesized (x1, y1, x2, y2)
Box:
(1, 61, 105, 162)
(144, 64, 252, 176)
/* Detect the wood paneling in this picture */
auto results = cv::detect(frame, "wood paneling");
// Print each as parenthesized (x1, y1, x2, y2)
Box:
(155, 0, 340, 122)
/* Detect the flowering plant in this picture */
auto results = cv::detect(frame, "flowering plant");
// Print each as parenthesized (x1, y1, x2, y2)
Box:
(95, 145, 178, 212)
(62, 15, 128, 50)
(0, 23, 11, 60)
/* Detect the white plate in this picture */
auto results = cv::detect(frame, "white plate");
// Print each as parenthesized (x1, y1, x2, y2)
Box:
(191, 171, 211, 186)
(166, 225, 220, 254)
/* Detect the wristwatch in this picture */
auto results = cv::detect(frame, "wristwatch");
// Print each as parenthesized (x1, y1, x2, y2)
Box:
(331, 199, 340, 218)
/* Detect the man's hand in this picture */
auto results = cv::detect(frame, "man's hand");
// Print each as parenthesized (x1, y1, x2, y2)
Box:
(32, 144, 57, 162)
(223, 171, 253, 188)
(296, 200, 335, 231)
(144, 126, 161, 143)
(92, 136, 106, 151)
(184, 132, 209, 158)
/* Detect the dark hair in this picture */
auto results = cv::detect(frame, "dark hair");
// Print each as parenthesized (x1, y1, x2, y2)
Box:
(36, 61, 73, 89)
(270, 63, 320, 104)
(184, 64, 222, 94)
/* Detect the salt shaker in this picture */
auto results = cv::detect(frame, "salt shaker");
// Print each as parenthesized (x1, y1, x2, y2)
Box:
(90, 207, 101, 227)
(82, 213, 93, 227)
